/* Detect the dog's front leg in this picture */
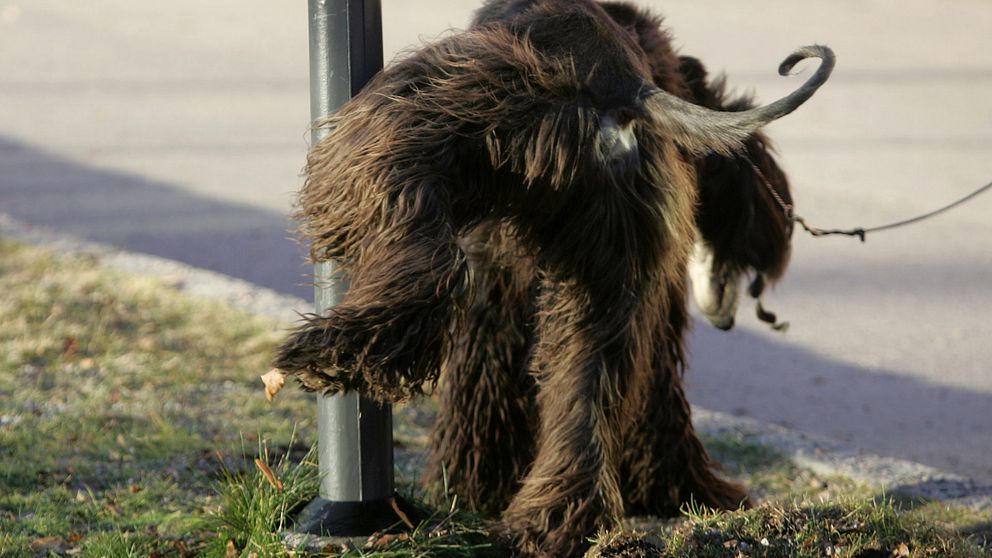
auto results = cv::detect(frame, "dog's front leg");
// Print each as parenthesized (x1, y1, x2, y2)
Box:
(272, 180, 467, 402)
(619, 277, 750, 516)
(426, 225, 540, 515)
(499, 280, 628, 558)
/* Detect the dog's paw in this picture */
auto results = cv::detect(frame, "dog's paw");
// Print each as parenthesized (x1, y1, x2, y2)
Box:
(272, 309, 443, 402)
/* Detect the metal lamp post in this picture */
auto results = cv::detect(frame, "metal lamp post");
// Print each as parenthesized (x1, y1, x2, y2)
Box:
(294, 0, 397, 536)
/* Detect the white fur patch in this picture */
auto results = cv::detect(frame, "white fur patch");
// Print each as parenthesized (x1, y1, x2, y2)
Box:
(688, 241, 740, 330)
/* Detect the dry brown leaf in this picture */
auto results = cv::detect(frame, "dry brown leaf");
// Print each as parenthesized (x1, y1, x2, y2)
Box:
(255, 458, 283, 491)
(30, 536, 62, 549)
(66, 533, 84, 544)
(892, 543, 910, 557)
(368, 533, 410, 549)
(260, 369, 286, 401)
(224, 540, 238, 558)
(62, 336, 79, 358)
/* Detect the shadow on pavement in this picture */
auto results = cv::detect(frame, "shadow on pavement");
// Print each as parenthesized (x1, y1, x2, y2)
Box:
(688, 321, 992, 484)
(0, 135, 313, 301)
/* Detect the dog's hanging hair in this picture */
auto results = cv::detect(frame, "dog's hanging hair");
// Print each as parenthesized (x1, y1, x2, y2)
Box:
(748, 273, 789, 331)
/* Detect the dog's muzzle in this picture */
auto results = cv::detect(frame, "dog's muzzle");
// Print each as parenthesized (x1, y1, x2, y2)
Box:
(688, 241, 741, 330)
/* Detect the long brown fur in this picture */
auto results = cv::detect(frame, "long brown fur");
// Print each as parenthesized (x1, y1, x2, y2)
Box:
(274, 1, 829, 555)
(428, 0, 796, 526)
(428, 222, 540, 516)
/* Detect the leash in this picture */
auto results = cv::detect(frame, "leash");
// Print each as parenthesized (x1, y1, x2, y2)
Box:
(739, 158, 990, 331)
(746, 158, 992, 242)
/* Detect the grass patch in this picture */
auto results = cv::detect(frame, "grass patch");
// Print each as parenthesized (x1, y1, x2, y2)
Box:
(659, 496, 988, 557)
(0, 238, 313, 556)
(590, 496, 989, 557)
(0, 237, 987, 557)
(703, 432, 861, 504)
(208, 441, 320, 557)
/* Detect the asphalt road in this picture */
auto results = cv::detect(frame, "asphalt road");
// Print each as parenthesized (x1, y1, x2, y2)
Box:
(1, 1, 990, 482)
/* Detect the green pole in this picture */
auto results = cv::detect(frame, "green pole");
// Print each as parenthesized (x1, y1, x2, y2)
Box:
(294, 0, 395, 536)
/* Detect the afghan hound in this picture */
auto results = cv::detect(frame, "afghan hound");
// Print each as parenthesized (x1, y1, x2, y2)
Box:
(273, 1, 831, 555)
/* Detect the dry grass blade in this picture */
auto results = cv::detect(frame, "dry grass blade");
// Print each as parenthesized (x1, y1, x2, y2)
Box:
(391, 497, 416, 530)
(254, 458, 284, 492)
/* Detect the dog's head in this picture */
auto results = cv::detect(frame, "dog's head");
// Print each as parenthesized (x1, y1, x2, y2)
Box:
(679, 56, 795, 330)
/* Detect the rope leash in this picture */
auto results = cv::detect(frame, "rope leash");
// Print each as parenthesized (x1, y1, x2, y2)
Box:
(745, 158, 992, 242)
(739, 158, 990, 330)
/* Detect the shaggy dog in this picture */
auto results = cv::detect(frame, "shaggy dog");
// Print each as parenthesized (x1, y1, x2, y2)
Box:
(273, 1, 831, 555)
(426, 0, 799, 535)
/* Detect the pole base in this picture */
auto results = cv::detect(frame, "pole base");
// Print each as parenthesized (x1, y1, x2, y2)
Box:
(294, 496, 407, 536)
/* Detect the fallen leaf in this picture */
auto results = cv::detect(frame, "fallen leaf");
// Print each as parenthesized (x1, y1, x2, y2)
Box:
(30, 536, 62, 549)
(323, 540, 357, 553)
(260, 369, 286, 401)
(128, 484, 142, 494)
(368, 533, 410, 548)
(62, 337, 79, 358)
(224, 540, 238, 558)
(67, 533, 84, 544)
(892, 543, 910, 557)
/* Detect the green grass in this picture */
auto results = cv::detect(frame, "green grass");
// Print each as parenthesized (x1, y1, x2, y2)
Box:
(206, 440, 320, 557)
(0, 237, 988, 557)
(703, 432, 860, 503)
(590, 495, 989, 557)
(664, 496, 987, 557)
(0, 238, 314, 556)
